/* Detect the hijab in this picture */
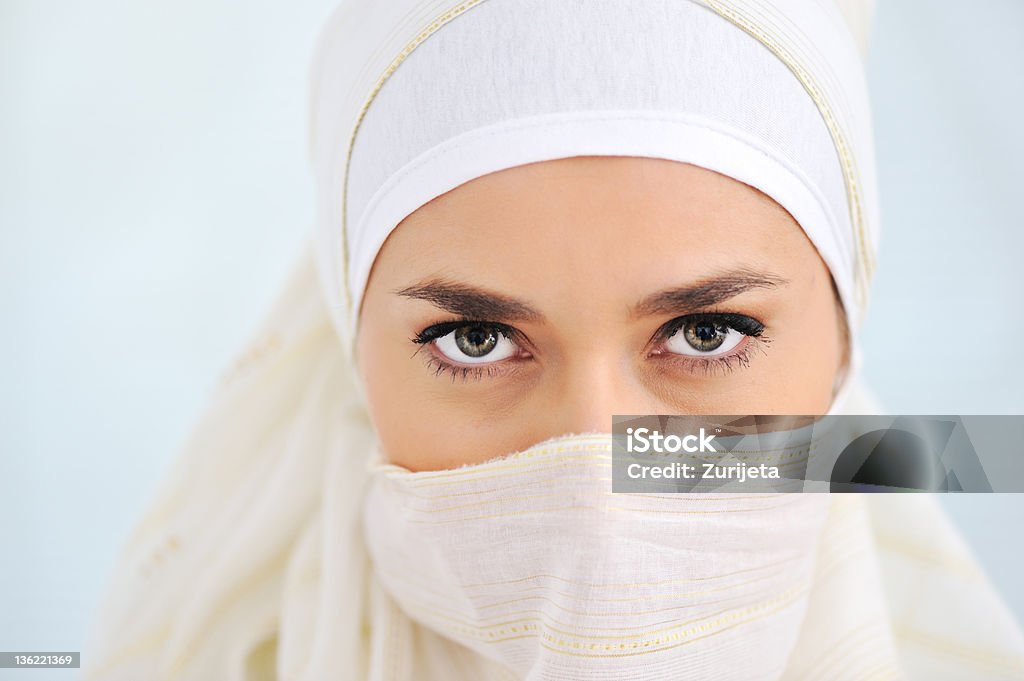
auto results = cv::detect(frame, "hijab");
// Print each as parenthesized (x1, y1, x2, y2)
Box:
(81, 1, 1024, 679)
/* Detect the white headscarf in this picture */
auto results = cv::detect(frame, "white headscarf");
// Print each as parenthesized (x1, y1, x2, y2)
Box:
(309, 0, 879, 390)
(81, 1, 1024, 679)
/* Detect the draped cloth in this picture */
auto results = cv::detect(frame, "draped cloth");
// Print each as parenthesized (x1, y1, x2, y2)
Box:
(80, 1, 1024, 679)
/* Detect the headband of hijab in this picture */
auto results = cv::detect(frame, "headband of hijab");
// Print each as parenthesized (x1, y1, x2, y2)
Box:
(309, 0, 881, 401)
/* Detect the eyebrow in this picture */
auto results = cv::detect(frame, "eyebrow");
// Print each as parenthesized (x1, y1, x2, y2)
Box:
(630, 268, 789, 319)
(392, 279, 544, 322)
(392, 268, 788, 322)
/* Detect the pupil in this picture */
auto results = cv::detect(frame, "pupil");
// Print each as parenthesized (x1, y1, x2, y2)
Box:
(683, 319, 726, 352)
(455, 325, 498, 357)
(468, 328, 486, 345)
(695, 323, 716, 341)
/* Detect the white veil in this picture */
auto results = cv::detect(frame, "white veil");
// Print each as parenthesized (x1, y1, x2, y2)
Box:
(79, 241, 377, 680)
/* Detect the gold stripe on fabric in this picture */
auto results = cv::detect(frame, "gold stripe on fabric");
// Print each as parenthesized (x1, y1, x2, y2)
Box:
(391, 475, 612, 499)
(409, 589, 793, 639)
(340, 0, 489, 330)
(539, 584, 808, 657)
(849, 661, 905, 681)
(406, 490, 606, 513)
(704, 0, 874, 321)
(377, 556, 801, 606)
(400, 484, 803, 512)
(385, 552, 798, 593)
(454, 553, 803, 589)
(894, 623, 1024, 675)
(793, 619, 893, 681)
(397, 454, 806, 491)
(400, 487, 808, 515)
(405, 496, 805, 523)
(406, 585, 794, 633)
(386, 595, 808, 643)
(616, 491, 790, 500)
(403, 568, 797, 616)
(874, 533, 984, 580)
(393, 474, 792, 501)
(384, 445, 821, 492)
(399, 581, 807, 648)
(420, 585, 807, 644)
(751, 0, 875, 287)
(727, 446, 813, 461)
(814, 532, 872, 580)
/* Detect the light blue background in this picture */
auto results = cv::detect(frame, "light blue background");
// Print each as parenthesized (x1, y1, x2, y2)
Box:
(1, 1, 1022, 678)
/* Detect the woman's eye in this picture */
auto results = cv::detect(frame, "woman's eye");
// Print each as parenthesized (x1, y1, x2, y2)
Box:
(662, 316, 754, 357)
(434, 323, 518, 364)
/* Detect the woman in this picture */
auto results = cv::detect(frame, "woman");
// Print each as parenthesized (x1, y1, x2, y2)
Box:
(82, 0, 1024, 679)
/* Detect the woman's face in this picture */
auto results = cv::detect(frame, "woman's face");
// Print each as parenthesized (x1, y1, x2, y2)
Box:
(356, 157, 847, 471)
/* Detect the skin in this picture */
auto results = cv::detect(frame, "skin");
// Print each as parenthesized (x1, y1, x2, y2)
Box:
(355, 156, 848, 472)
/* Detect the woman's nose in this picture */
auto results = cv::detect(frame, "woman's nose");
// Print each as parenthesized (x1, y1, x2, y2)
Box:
(537, 353, 660, 436)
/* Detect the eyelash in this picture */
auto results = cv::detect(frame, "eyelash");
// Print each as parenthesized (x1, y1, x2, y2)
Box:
(654, 312, 771, 377)
(410, 320, 529, 383)
(409, 312, 770, 383)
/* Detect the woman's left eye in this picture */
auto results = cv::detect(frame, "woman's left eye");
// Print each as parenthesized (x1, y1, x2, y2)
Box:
(434, 323, 518, 364)
(413, 321, 521, 366)
(659, 313, 765, 357)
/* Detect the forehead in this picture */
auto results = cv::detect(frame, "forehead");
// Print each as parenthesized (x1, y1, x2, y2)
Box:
(369, 157, 822, 303)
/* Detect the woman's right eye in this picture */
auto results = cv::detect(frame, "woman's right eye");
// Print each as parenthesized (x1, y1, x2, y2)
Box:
(421, 323, 520, 365)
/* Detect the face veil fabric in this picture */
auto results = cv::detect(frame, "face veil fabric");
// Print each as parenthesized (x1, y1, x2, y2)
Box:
(80, 2, 1024, 681)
